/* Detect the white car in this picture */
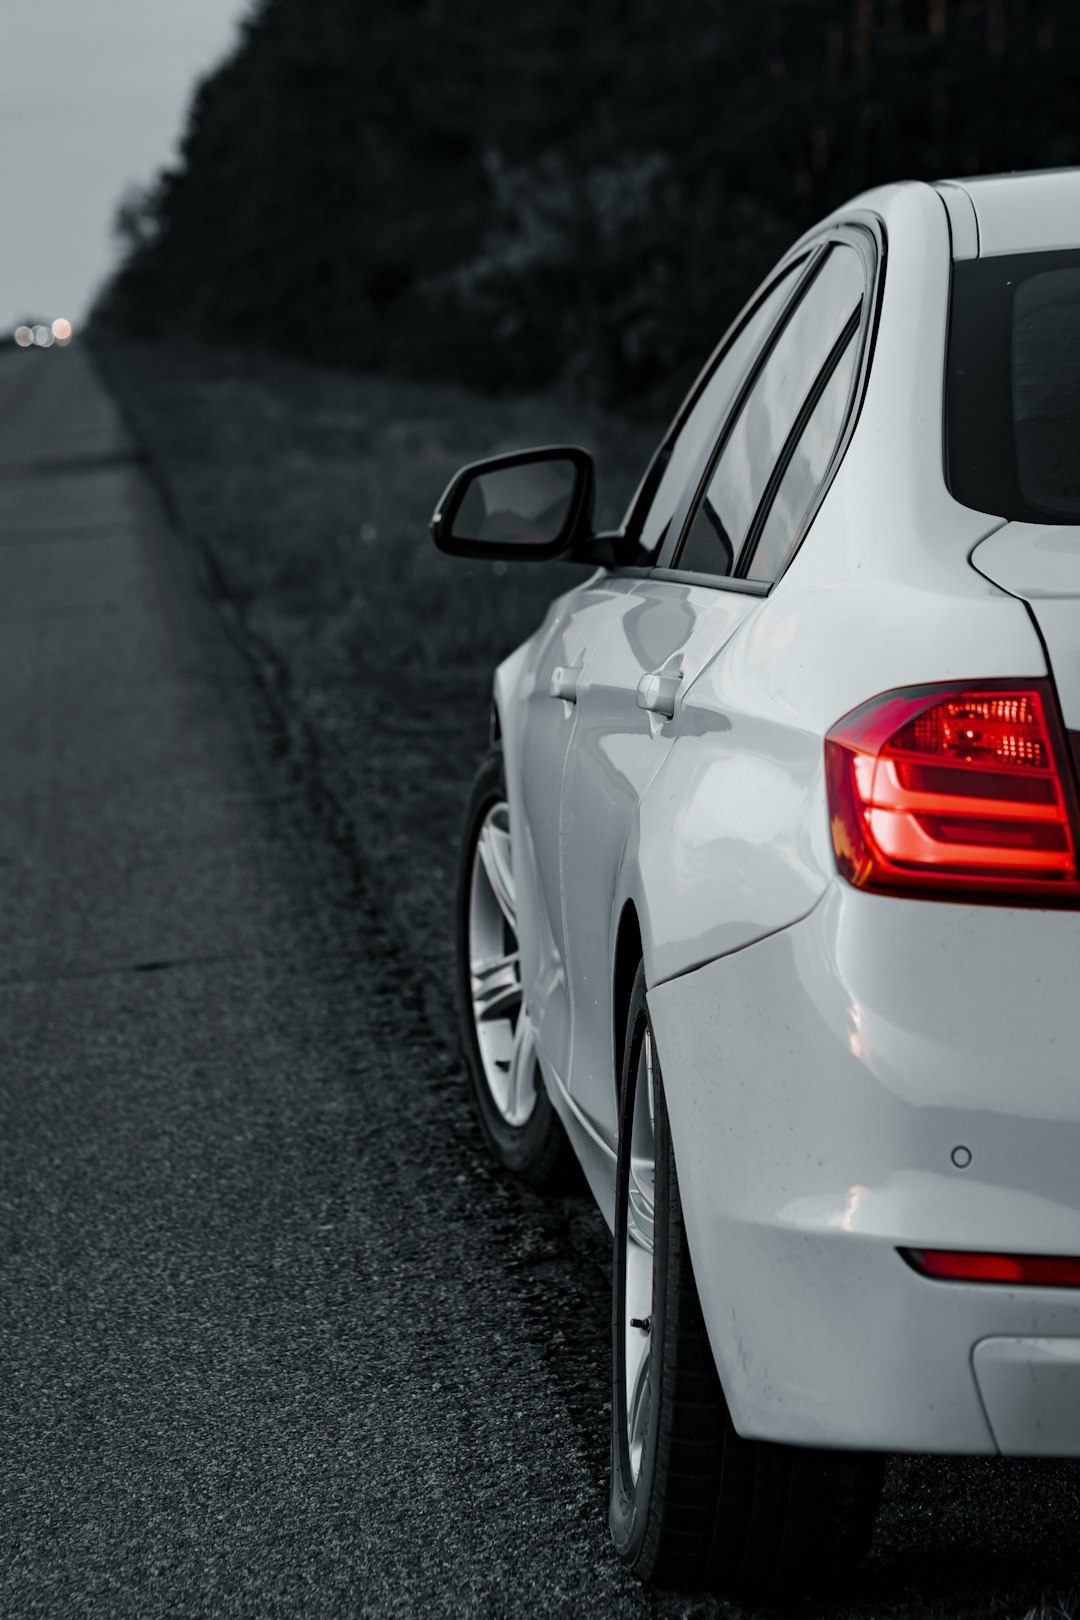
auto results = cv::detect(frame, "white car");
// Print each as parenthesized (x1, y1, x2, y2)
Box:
(432, 170, 1080, 1597)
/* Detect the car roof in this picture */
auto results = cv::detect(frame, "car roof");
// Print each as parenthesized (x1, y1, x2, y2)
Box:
(790, 170, 1080, 265)
(934, 168, 1080, 258)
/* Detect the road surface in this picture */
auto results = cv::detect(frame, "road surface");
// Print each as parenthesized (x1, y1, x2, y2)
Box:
(2, 343, 1079, 1620)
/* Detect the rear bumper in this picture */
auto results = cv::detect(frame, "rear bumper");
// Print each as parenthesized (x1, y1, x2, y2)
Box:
(647, 883, 1080, 1455)
(974, 1338, 1080, 1455)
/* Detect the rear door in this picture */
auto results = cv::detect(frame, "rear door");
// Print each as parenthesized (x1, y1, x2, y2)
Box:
(515, 252, 810, 1094)
(559, 579, 760, 1137)
(561, 236, 873, 1146)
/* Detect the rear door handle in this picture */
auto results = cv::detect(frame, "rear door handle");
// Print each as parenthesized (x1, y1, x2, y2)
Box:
(549, 666, 580, 704)
(637, 669, 682, 719)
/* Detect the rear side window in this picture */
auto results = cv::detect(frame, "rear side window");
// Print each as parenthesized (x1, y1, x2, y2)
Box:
(633, 259, 804, 557)
(747, 329, 859, 582)
(676, 243, 865, 578)
(948, 249, 1080, 522)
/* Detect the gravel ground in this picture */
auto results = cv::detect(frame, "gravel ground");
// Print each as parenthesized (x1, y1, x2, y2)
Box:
(3, 339, 1079, 1620)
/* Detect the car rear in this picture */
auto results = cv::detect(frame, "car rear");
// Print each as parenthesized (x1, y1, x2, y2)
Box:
(650, 171, 1080, 1460)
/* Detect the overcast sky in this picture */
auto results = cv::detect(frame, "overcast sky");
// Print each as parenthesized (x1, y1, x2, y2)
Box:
(1, 1, 254, 333)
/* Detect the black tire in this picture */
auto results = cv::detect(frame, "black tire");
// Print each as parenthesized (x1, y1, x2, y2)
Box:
(610, 962, 884, 1596)
(455, 749, 577, 1191)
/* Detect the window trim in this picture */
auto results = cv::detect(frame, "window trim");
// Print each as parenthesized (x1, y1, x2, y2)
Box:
(606, 565, 770, 597)
(663, 217, 886, 592)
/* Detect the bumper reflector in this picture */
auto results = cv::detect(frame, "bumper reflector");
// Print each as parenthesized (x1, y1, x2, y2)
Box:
(903, 1249, 1080, 1287)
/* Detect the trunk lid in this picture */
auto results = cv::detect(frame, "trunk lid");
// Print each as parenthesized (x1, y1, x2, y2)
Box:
(971, 524, 1080, 735)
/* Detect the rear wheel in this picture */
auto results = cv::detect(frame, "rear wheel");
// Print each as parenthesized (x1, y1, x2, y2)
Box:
(610, 962, 884, 1596)
(455, 749, 575, 1190)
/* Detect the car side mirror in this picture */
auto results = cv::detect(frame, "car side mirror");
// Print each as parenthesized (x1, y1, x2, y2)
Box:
(431, 446, 597, 562)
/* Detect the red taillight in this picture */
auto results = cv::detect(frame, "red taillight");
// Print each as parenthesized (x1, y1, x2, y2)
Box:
(824, 682, 1080, 901)
(904, 1249, 1080, 1287)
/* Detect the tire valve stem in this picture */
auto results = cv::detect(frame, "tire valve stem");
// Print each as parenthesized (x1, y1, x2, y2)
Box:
(629, 1317, 652, 1334)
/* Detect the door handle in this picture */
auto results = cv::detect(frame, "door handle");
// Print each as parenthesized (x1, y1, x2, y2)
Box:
(637, 669, 682, 720)
(549, 666, 580, 704)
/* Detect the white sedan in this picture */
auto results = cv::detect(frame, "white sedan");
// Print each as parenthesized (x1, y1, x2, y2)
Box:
(432, 169, 1080, 1597)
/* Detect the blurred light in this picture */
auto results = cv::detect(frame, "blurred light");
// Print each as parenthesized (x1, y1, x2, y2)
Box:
(14, 326, 33, 348)
(51, 317, 72, 342)
(32, 325, 54, 348)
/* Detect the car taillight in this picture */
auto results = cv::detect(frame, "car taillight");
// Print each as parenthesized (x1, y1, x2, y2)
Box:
(903, 1249, 1080, 1287)
(824, 681, 1080, 902)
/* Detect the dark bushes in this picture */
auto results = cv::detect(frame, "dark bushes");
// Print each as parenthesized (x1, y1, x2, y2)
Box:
(97, 0, 1080, 413)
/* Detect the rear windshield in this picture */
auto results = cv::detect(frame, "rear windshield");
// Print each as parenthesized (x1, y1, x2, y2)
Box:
(947, 248, 1080, 522)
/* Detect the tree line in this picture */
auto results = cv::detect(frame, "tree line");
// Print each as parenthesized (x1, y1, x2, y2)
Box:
(98, 0, 1080, 411)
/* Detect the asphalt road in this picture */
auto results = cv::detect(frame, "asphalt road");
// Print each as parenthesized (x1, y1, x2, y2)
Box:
(3, 344, 1080, 1620)
(0, 345, 619, 1619)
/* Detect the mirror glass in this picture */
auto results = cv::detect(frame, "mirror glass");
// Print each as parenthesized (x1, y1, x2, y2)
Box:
(450, 458, 578, 547)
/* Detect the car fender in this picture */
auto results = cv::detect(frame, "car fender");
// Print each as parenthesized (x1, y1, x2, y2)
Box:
(627, 547, 1050, 993)
(626, 702, 829, 993)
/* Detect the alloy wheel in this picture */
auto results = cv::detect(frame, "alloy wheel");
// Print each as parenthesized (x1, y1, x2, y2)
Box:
(624, 1024, 657, 1483)
(467, 800, 538, 1127)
